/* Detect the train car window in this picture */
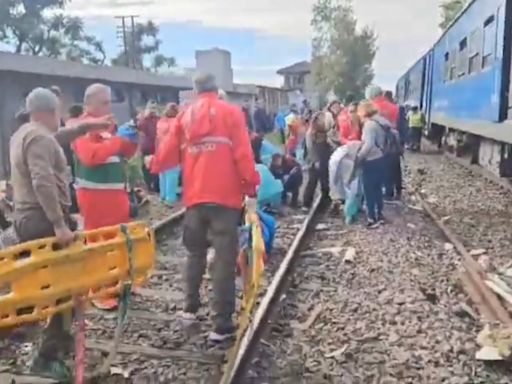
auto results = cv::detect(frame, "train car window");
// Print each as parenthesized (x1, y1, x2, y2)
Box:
(444, 52, 450, 81)
(458, 38, 468, 77)
(468, 29, 482, 75)
(111, 87, 126, 104)
(449, 48, 457, 81)
(482, 15, 495, 69)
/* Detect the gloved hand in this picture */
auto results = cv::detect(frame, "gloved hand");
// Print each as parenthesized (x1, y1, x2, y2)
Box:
(244, 196, 258, 214)
(117, 122, 139, 144)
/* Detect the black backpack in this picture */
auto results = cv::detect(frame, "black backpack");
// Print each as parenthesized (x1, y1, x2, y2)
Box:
(372, 119, 402, 156)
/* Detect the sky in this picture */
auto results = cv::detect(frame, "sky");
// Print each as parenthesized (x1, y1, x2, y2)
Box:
(64, 0, 443, 89)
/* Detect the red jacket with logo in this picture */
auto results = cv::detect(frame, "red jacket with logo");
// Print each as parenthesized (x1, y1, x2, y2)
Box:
(372, 96, 399, 129)
(150, 93, 260, 210)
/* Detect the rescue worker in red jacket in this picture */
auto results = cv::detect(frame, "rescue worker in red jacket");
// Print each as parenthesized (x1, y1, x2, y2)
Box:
(147, 73, 260, 342)
(72, 84, 138, 309)
(366, 86, 402, 200)
(367, 86, 399, 129)
(72, 83, 137, 231)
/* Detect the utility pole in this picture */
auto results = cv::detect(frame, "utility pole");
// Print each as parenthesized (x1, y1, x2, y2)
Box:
(115, 15, 139, 119)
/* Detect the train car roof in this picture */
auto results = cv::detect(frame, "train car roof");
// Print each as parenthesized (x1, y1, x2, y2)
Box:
(0, 51, 192, 89)
(397, 0, 480, 86)
(435, 0, 478, 46)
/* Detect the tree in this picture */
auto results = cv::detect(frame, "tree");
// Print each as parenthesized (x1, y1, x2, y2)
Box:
(151, 53, 177, 72)
(311, 0, 377, 100)
(439, 0, 467, 30)
(111, 20, 176, 72)
(0, 0, 106, 64)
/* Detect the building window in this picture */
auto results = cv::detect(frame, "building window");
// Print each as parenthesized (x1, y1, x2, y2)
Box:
(458, 37, 468, 77)
(449, 48, 457, 80)
(468, 28, 481, 75)
(444, 52, 450, 81)
(482, 15, 495, 69)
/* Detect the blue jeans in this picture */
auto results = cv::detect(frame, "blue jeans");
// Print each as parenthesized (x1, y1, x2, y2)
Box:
(362, 157, 385, 221)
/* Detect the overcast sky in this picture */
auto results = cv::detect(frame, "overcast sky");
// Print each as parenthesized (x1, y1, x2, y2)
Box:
(67, 0, 443, 89)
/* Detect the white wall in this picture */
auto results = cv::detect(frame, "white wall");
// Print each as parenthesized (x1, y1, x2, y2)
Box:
(195, 49, 234, 92)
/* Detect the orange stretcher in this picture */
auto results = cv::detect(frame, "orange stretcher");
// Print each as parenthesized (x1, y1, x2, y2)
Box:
(0, 222, 155, 328)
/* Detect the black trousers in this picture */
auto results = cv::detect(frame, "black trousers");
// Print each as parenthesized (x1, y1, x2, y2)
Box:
(303, 162, 329, 208)
(384, 154, 403, 199)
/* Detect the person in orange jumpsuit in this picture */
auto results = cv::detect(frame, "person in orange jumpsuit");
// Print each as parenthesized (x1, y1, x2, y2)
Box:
(72, 84, 137, 310)
(72, 83, 137, 231)
(147, 73, 260, 342)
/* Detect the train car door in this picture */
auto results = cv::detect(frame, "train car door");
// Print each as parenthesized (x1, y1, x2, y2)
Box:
(423, 50, 435, 128)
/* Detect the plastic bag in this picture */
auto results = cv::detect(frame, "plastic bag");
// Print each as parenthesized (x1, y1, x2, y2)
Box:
(344, 172, 362, 225)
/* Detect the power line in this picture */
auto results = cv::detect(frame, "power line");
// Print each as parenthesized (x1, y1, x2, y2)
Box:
(115, 15, 139, 119)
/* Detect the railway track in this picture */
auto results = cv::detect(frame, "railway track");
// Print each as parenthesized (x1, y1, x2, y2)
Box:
(3, 148, 512, 383)
(245, 186, 512, 383)
(1, 197, 321, 383)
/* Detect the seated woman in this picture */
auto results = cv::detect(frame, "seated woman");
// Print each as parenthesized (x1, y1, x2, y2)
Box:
(269, 154, 303, 207)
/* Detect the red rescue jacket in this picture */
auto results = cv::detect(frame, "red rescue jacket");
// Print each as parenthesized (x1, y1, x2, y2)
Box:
(72, 129, 137, 230)
(372, 96, 399, 129)
(150, 93, 260, 210)
(338, 108, 361, 145)
(156, 116, 176, 150)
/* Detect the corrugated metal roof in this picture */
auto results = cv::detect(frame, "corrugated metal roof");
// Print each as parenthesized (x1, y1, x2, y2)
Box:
(0, 51, 192, 89)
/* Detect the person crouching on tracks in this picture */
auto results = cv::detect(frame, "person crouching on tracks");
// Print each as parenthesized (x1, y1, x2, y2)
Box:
(356, 100, 389, 229)
(147, 73, 260, 342)
(270, 153, 303, 208)
(7, 88, 112, 377)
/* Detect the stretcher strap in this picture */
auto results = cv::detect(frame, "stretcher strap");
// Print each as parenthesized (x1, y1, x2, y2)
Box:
(93, 224, 135, 378)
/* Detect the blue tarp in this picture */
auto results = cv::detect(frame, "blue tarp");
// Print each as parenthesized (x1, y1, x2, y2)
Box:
(256, 163, 283, 208)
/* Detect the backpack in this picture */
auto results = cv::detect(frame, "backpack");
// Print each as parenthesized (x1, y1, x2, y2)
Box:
(372, 119, 402, 156)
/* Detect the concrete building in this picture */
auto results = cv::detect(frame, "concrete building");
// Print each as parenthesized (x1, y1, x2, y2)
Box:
(0, 51, 191, 179)
(180, 48, 289, 114)
(277, 60, 319, 109)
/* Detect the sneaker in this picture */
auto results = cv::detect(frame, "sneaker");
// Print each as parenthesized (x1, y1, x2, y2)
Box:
(378, 215, 386, 225)
(366, 220, 380, 229)
(179, 311, 198, 325)
(208, 325, 236, 343)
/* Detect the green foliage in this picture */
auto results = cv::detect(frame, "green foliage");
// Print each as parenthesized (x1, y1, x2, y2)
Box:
(439, 0, 468, 30)
(311, 0, 377, 101)
(111, 20, 176, 72)
(0, 0, 106, 64)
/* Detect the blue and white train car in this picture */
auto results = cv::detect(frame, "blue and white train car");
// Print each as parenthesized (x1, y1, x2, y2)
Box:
(397, 0, 512, 176)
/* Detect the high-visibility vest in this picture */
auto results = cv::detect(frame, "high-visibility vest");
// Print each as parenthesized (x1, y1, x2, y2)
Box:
(408, 112, 425, 128)
(74, 155, 126, 190)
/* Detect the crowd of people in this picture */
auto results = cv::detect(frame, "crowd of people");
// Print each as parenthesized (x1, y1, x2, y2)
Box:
(0, 70, 427, 378)
(259, 85, 426, 229)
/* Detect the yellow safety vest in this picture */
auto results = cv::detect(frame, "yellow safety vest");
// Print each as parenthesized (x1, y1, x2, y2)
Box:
(408, 112, 425, 128)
